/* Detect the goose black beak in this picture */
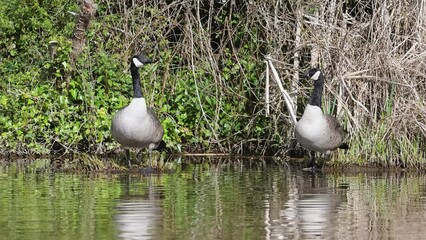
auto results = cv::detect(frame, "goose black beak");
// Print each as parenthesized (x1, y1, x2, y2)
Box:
(302, 71, 310, 79)
(147, 59, 159, 64)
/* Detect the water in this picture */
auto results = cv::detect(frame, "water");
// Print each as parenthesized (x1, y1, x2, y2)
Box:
(1, 157, 426, 239)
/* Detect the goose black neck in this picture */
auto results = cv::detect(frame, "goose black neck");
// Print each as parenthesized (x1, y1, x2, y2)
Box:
(309, 74, 324, 107)
(130, 64, 143, 98)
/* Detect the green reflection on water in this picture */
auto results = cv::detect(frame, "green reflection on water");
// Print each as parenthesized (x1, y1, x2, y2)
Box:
(0, 161, 122, 240)
(1, 158, 426, 240)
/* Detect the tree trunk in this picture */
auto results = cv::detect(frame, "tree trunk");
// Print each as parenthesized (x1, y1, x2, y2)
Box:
(66, 0, 97, 88)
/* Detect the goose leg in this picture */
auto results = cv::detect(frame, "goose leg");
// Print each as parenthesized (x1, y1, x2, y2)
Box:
(137, 149, 142, 165)
(308, 151, 317, 171)
(147, 148, 153, 173)
(125, 149, 131, 168)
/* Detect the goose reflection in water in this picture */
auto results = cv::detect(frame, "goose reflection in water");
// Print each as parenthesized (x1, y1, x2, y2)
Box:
(265, 172, 346, 239)
(114, 175, 163, 240)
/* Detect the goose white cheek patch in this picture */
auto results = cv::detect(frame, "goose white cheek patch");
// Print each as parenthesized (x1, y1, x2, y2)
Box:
(311, 71, 321, 80)
(133, 58, 144, 67)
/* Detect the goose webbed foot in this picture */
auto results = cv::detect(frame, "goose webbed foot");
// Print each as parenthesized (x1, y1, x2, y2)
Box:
(145, 166, 153, 174)
(303, 165, 319, 172)
(303, 151, 319, 172)
(302, 164, 319, 173)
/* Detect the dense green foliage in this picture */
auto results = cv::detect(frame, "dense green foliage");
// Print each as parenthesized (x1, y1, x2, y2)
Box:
(1, 0, 78, 154)
(0, 0, 277, 155)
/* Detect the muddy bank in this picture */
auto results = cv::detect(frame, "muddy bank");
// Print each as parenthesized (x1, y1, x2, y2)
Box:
(1, 153, 424, 174)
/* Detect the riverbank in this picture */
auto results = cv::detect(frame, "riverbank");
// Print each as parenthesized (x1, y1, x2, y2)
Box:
(1, 153, 425, 173)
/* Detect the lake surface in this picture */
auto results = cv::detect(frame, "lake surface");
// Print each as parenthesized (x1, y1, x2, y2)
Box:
(1, 157, 426, 239)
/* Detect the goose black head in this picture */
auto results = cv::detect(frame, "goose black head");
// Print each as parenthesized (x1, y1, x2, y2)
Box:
(131, 54, 154, 68)
(303, 68, 323, 81)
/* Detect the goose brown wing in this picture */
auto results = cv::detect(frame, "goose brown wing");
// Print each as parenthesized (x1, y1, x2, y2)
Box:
(325, 114, 349, 149)
(325, 114, 346, 136)
(146, 107, 164, 142)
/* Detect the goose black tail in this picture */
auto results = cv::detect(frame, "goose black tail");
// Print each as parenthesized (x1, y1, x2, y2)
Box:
(339, 142, 350, 150)
(156, 140, 171, 153)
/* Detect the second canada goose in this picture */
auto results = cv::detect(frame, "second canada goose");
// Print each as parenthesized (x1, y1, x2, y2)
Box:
(295, 68, 349, 169)
(111, 54, 165, 167)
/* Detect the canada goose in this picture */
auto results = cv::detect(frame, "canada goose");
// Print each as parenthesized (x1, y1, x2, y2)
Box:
(295, 68, 349, 169)
(111, 54, 165, 167)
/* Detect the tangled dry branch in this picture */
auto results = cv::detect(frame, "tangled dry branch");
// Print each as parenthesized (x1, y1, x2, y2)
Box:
(98, 0, 426, 155)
